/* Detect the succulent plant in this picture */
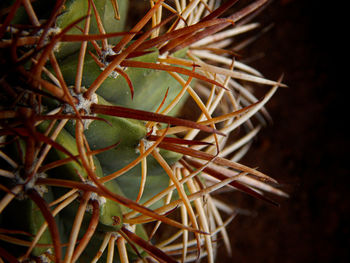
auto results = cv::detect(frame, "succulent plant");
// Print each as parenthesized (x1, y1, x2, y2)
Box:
(0, 0, 287, 262)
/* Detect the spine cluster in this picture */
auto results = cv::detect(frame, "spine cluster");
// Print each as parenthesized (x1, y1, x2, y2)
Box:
(0, 1, 287, 262)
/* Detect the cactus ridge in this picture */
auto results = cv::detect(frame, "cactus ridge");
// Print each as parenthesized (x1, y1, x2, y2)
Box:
(0, 0, 287, 262)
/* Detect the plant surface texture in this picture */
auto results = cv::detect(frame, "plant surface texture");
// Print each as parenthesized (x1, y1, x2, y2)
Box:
(0, 0, 287, 262)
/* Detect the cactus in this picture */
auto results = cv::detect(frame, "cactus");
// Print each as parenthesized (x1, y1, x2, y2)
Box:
(0, 0, 287, 262)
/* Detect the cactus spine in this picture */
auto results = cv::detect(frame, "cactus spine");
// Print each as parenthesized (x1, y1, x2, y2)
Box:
(0, 0, 287, 262)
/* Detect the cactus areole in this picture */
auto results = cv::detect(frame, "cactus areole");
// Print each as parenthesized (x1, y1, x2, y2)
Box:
(0, 0, 287, 262)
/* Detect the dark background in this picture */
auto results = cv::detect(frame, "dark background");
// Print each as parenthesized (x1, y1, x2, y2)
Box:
(216, 0, 348, 262)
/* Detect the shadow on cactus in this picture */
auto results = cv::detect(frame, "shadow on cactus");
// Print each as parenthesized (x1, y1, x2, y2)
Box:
(0, 0, 288, 262)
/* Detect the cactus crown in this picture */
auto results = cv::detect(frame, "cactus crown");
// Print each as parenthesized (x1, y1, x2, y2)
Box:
(0, 0, 286, 262)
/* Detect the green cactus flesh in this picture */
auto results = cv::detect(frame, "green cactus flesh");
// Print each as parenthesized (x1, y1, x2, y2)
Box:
(55, 0, 129, 60)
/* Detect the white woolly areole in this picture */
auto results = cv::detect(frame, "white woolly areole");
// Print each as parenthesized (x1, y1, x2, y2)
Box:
(15, 172, 48, 200)
(86, 192, 107, 213)
(100, 46, 118, 62)
(64, 87, 98, 129)
(135, 138, 155, 154)
(37, 27, 62, 52)
(83, 180, 107, 213)
(99, 46, 126, 79)
(37, 249, 53, 263)
(28, 249, 53, 263)
(100, 65, 120, 79)
(135, 125, 160, 154)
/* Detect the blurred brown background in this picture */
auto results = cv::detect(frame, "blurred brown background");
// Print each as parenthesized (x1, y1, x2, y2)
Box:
(216, 0, 348, 262)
